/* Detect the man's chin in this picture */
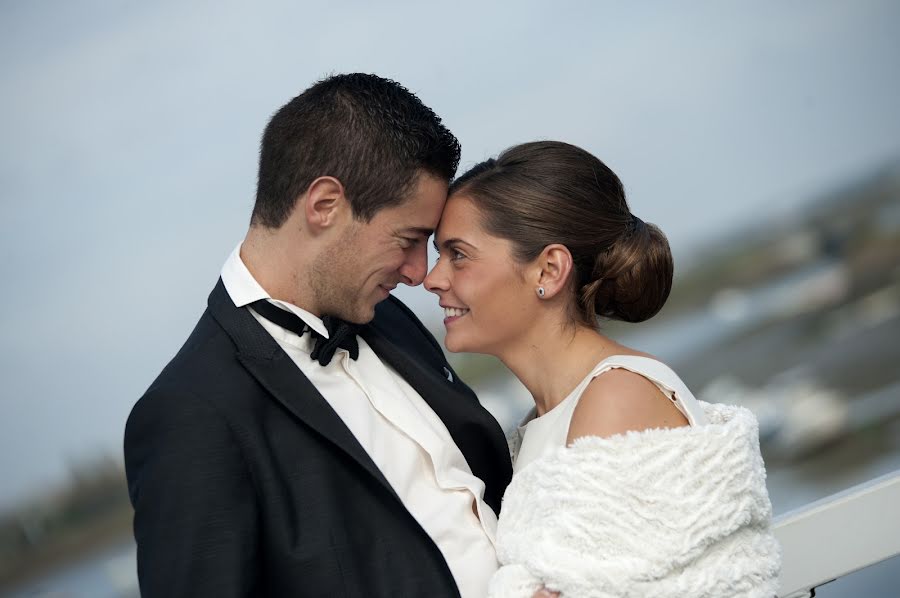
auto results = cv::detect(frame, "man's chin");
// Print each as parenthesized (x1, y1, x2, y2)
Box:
(339, 289, 393, 324)
(343, 303, 378, 325)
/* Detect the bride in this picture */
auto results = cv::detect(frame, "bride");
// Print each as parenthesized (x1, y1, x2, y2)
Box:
(424, 141, 781, 598)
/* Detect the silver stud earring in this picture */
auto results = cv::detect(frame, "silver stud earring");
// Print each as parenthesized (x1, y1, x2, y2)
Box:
(537, 287, 546, 298)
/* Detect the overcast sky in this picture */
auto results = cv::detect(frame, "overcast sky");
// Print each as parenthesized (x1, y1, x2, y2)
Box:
(1, 0, 899, 509)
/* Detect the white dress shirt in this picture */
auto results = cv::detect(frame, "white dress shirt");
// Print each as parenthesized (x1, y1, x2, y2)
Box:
(221, 243, 498, 598)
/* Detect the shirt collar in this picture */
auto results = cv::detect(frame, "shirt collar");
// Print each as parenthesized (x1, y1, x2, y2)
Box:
(220, 242, 330, 339)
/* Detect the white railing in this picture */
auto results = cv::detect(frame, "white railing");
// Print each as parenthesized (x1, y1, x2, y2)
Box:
(774, 468, 900, 597)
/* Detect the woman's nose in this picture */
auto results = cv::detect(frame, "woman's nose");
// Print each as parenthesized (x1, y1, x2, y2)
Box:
(424, 259, 448, 294)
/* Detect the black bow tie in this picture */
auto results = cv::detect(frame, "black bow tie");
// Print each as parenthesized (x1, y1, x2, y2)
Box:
(249, 300, 360, 366)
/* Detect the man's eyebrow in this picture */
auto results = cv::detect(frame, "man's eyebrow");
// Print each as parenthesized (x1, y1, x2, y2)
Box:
(401, 227, 435, 238)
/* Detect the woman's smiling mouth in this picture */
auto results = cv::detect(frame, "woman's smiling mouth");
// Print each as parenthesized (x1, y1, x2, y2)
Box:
(443, 306, 470, 320)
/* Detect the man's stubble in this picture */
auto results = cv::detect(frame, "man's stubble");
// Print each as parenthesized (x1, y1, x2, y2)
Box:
(308, 223, 374, 324)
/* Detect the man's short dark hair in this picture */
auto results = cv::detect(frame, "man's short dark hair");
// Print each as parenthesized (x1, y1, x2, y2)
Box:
(252, 73, 461, 227)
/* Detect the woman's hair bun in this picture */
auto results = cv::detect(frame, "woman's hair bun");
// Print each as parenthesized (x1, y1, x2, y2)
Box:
(579, 217, 673, 323)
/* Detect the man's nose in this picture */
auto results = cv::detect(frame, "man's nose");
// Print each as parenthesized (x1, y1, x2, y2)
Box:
(400, 244, 429, 286)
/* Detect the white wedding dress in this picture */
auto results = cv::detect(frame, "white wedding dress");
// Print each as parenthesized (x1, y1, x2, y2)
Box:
(511, 355, 708, 472)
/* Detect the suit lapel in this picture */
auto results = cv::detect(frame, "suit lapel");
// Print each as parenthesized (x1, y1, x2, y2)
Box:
(362, 320, 511, 515)
(207, 280, 397, 498)
(361, 329, 471, 422)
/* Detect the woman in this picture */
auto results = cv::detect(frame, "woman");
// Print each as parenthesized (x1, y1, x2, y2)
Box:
(424, 141, 781, 597)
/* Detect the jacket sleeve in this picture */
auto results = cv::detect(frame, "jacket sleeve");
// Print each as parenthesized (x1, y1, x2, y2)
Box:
(124, 389, 259, 598)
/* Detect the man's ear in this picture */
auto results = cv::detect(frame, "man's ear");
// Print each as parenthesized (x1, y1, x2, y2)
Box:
(303, 176, 349, 233)
(534, 244, 574, 299)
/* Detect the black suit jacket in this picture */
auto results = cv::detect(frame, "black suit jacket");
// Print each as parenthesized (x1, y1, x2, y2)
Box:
(124, 280, 512, 597)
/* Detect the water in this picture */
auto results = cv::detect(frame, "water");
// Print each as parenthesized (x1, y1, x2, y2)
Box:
(625, 258, 849, 365)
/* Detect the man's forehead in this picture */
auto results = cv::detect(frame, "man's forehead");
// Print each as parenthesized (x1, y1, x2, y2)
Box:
(377, 174, 447, 233)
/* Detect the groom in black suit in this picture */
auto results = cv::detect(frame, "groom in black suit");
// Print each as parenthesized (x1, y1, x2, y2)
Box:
(124, 74, 512, 598)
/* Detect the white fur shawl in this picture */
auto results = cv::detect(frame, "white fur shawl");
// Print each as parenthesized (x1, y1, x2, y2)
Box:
(491, 402, 781, 598)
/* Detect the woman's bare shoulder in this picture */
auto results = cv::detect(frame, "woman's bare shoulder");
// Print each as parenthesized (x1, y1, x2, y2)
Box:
(566, 362, 688, 444)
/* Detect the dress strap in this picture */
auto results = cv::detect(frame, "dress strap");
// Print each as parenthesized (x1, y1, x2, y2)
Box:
(587, 355, 708, 426)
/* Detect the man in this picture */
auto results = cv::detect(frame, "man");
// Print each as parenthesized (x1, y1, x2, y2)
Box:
(124, 73, 512, 597)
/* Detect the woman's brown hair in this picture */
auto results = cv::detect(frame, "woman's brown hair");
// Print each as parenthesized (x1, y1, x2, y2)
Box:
(450, 141, 673, 326)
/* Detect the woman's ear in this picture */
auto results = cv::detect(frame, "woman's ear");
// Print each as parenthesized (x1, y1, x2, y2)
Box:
(303, 176, 349, 233)
(535, 244, 573, 299)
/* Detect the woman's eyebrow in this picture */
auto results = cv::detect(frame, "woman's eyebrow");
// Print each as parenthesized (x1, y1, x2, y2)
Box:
(434, 237, 478, 251)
